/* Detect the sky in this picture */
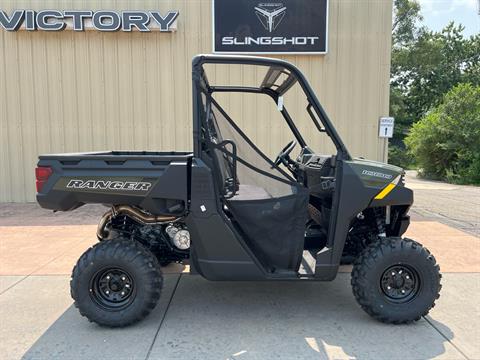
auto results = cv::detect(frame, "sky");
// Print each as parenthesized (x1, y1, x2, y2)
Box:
(417, 0, 480, 36)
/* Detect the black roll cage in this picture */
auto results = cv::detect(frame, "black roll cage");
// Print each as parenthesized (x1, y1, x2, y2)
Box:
(192, 54, 351, 161)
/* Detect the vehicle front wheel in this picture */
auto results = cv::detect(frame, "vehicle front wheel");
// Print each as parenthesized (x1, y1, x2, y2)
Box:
(351, 237, 441, 324)
(71, 238, 163, 327)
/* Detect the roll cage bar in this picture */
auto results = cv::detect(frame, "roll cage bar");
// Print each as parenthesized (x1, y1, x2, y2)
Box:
(192, 54, 351, 160)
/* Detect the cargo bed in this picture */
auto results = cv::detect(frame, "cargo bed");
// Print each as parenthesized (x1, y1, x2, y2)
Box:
(36, 151, 193, 214)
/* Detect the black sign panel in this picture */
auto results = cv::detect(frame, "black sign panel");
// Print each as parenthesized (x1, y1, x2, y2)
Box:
(213, 0, 328, 54)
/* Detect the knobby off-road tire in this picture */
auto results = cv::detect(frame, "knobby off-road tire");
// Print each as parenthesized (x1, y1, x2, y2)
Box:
(71, 238, 163, 327)
(351, 237, 441, 324)
(98, 234, 173, 268)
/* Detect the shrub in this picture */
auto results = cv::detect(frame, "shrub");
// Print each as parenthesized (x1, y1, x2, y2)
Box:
(388, 144, 414, 169)
(405, 83, 480, 184)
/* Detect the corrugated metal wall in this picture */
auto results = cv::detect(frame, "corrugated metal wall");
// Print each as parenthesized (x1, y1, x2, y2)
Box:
(0, 0, 392, 202)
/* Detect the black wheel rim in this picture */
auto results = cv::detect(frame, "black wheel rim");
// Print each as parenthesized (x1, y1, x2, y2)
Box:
(380, 264, 420, 303)
(90, 267, 135, 310)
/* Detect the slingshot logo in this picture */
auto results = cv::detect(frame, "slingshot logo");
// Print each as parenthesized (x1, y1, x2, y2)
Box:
(214, 0, 327, 53)
(254, 3, 286, 33)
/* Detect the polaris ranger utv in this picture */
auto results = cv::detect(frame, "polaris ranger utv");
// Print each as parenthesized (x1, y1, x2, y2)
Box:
(36, 55, 441, 327)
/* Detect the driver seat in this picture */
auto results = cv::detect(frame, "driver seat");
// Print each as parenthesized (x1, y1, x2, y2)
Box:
(230, 184, 272, 201)
(210, 141, 272, 201)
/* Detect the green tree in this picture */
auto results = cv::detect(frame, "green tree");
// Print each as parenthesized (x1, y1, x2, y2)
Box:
(405, 83, 480, 184)
(393, 24, 480, 126)
(389, 0, 424, 167)
(392, 0, 423, 47)
(389, 0, 480, 168)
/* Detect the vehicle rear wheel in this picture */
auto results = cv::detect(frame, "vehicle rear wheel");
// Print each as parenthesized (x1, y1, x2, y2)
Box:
(351, 237, 441, 324)
(71, 238, 163, 327)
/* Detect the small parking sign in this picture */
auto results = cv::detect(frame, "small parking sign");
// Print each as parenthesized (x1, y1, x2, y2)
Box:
(379, 117, 394, 138)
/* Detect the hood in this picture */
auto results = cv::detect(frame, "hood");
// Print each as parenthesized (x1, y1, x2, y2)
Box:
(348, 158, 404, 189)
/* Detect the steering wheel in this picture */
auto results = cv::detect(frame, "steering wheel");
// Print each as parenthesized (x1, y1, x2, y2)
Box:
(273, 140, 297, 168)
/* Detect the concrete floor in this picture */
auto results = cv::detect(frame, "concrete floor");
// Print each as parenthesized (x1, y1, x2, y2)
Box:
(0, 273, 478, 360)
(0, 173, 479, 359)
(1, 221, 478, 359)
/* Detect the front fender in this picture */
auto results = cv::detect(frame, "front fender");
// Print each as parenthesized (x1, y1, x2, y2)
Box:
(369, 185, 413, 208)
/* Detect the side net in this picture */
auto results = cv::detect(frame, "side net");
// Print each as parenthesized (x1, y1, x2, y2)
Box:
(205, 96, 308, 271)
(207, 98, 296, 198)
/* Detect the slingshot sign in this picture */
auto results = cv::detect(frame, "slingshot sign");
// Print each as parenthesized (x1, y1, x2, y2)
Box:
(379, 117, 394, 138)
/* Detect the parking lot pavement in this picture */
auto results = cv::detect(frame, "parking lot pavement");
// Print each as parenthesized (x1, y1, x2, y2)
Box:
(0, 203, 105, 226)
(426, 273, 480, 360)
(19, 274, 181, 360)
(406, 171, 480, 236)
(0, 203, 479, 359)
(150, 274, 476, 360)
(404, 221, 480, 273)
(1, 273, 476, 360)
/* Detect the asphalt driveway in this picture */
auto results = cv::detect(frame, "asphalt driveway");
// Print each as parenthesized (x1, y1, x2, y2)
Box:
(406, 170, 480, 236)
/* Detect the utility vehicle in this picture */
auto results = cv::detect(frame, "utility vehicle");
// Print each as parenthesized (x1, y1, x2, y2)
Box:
(36, 55, 441, 327)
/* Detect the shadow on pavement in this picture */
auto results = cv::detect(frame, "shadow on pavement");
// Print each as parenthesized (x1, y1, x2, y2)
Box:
(21, 274, 180, 360)
(148, 274, 460, 360)
(21, 274, 460, 360)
